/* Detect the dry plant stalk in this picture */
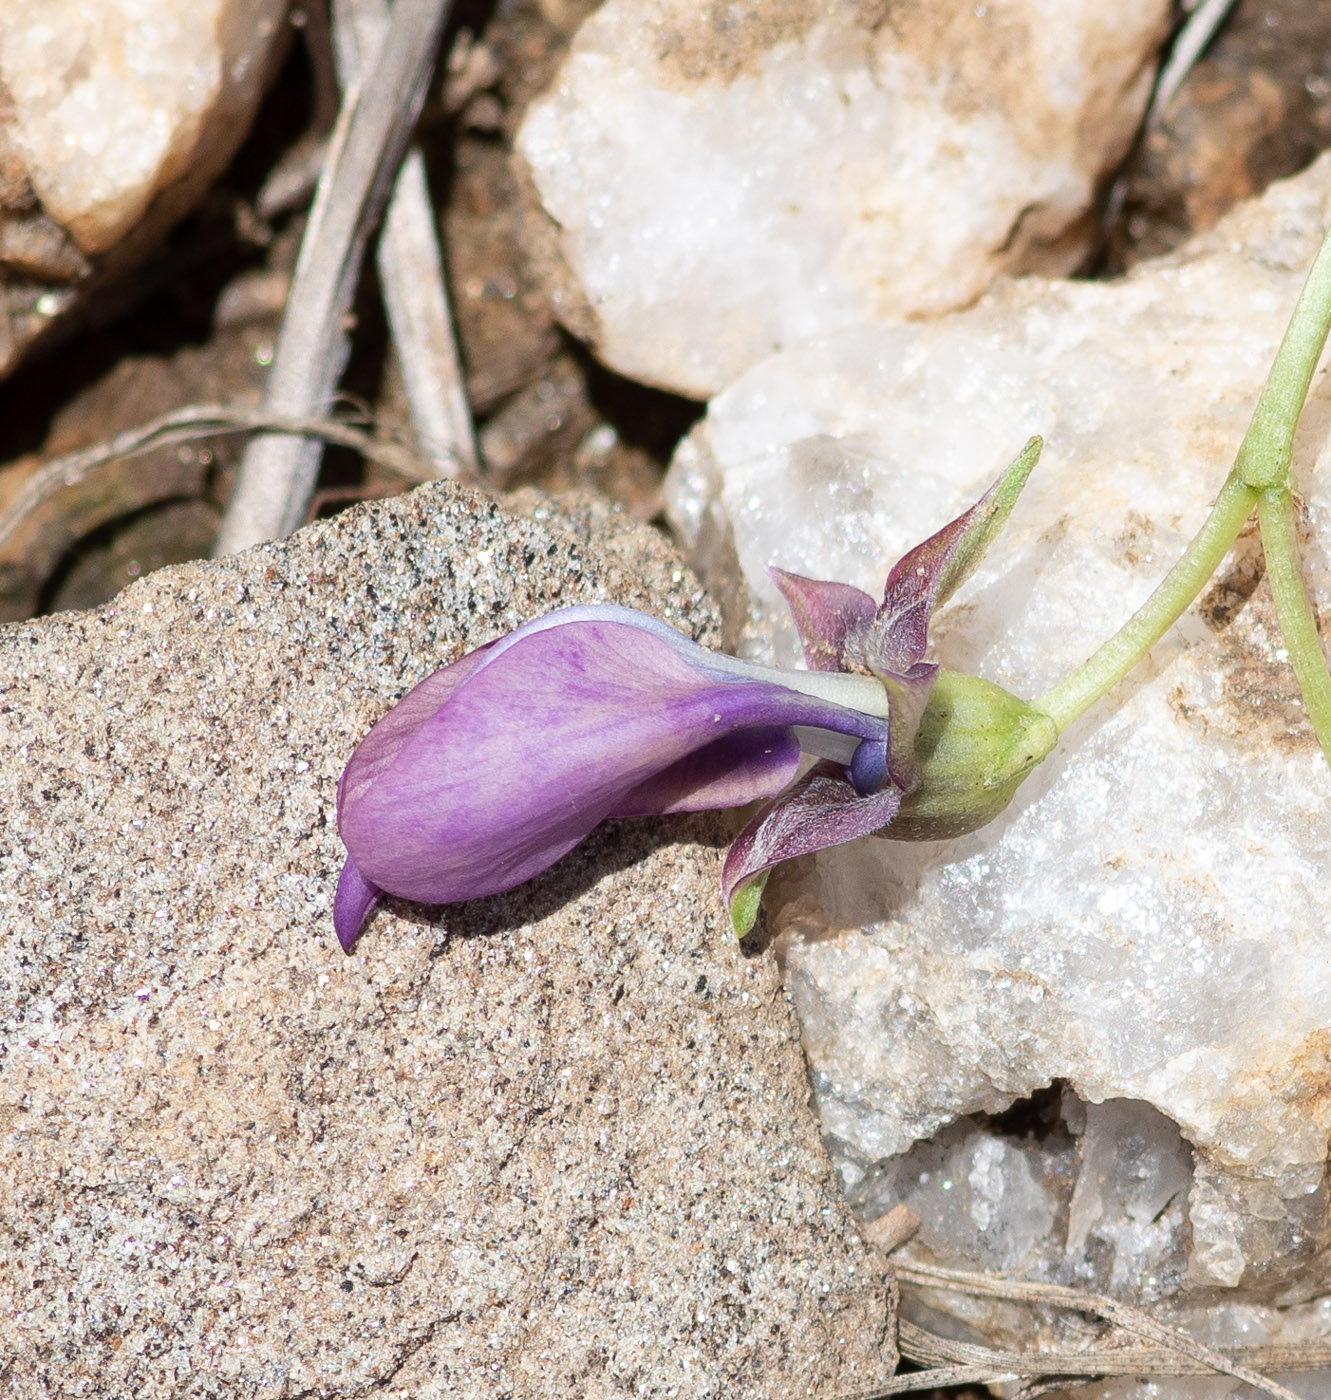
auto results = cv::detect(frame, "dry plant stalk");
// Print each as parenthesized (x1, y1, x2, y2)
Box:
(0, 402, 433, 561)
(331, 0, 479, 480)
(1149, 0, 1242, 121)
(213, 0, 456, 557)
(1094, 0, 1240, 260)
(830, 1260, 1331, 1400)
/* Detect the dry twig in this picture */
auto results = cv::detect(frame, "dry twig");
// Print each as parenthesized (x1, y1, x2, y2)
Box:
(896, 1262, 1305, 1400)
(1149, 0, 1242, 122)
(828, 1260, 1331, 1400)
(0, 401, 433, 562)
(213, 0, 456, 556)
(331, 0, 480, 481)
(1092, 0, 1241, 263)
(863, 1204, 922, 1255)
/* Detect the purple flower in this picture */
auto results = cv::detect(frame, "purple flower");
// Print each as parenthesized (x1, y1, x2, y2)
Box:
(334, 606, 897, 949)
(334, 439, 1052, 948)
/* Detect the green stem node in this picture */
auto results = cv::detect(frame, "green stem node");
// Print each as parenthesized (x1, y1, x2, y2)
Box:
(1234, 227, 1331, 490)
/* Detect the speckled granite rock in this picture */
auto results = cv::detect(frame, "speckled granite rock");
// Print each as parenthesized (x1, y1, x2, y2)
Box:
(0, 487, 895, 1397)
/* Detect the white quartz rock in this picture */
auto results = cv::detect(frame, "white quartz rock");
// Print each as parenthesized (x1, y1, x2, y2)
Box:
(0, 0, 285, 254)
(0, 0, 286, 378)
(517, 0, 1168, 398)
(664, 151, 1331, 1305)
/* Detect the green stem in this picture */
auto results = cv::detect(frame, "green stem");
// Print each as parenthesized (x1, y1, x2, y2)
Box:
(1234, 226, 1331, 490)
(1034, 473, 1258, 732)
(1257, 486, 1331, 763)
(1034, 228, 1331, 737)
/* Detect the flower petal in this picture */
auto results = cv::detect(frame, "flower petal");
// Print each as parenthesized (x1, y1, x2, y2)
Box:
(338, 609, 891, 908)
(769, 568, 878, 672)
(612, 727, 800, 816)
(873, 436, 1042, 673)
(333, 855, 383, 952)
(337, 640, 497, 813)
(721, 761, 904, 936)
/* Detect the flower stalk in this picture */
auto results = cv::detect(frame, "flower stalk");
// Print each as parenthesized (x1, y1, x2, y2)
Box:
(1032, 474, 1259, 732)
(1257, 485, 1331, 762)
(1234, 225, 1331, 492)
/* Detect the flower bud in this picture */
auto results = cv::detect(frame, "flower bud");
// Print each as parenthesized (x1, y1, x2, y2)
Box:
(890, 669, 1057, 841)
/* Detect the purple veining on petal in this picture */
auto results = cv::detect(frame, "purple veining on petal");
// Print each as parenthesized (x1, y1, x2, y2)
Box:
(338, 641, 497, 814)
(769, 568, 877, 672)
(333, 856, 383, 952)
(721, 761, 904, 913)
(337, 613, 891, 911)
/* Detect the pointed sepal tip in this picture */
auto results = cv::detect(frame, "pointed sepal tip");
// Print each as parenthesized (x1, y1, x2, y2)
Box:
(729, 871, 770, 939)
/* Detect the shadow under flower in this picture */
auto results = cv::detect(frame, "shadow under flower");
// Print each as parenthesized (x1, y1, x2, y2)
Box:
(366, 809, 736, 948)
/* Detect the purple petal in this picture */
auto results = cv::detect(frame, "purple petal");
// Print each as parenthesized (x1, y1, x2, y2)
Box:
(333, 856, 383, 952)
(722, 762, 903, 931)
(769, 568, 878, 672)
(874, 437, 1041, 673)
(338, 608, 890, 908)
(613, 727, 800, 816)
(337, 640, 497, 813)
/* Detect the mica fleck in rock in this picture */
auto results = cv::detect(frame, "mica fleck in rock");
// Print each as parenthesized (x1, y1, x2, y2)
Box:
(0, 487, 894, 1397)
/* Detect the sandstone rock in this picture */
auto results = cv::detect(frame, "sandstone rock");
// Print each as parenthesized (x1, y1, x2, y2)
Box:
(663, 150, 1331, 1326)
(517, 0, 1169, 398)
(0, 0, 287, 376)
(0, 486, 895, 1396)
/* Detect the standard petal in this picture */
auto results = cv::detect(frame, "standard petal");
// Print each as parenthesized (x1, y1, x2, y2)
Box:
(339, 612, 891, 908)
(333, 856, 383, 952)
(338, 640, 497, 813)
(722, 761, 903, 935)
(874, 436, 1042, 672)
(769, 568, 878, 672)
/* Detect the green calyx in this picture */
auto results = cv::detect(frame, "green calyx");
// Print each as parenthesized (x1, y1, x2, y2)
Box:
(891, 669, 1057, 841)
